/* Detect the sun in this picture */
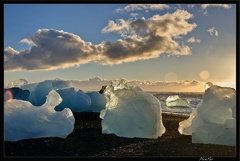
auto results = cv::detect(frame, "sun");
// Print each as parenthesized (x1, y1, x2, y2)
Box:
(199, 70, 210, 80)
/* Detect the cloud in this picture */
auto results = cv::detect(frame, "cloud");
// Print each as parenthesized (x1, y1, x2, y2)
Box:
(114, 4, 170, 13)
(201, 4, 231, 10)
(4, 9, 197, 71)
(129, 13, 138, 20)
(19, 38, 36, 45)
(203, 10, 208, 16)
(187, 36, 201, 43)
(89, 76, 103, 82)
(4, 47, 19, 62)
(102, 19, 131, 37)
(187, 4, 195, 8)
(207, 27, 219, 37)
(68, 76, 111, 92)
(7, 76, 233, 92)
(100, 9, 197, 65)
(130, 79, 207, 92)
(15, 77, 206, 93)
(4, 29, 100, 71)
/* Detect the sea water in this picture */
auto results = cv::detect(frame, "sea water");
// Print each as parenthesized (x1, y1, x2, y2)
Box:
(150, 92, 203, 116)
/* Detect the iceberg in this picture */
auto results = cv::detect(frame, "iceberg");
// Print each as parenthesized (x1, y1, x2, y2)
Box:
(165, 95, 189, 107)
(4, 90, 75, 142)
(11, 79, 28, 87)
(100, 79, 166, 139)
(178, 83, 236, 146)
(54, 87, 91, 112)
(86, 92, 107, 112)
(27, 80, 70, 106)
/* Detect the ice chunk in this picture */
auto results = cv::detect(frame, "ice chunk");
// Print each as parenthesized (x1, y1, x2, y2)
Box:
(54, 87, 91, 112)
(178, 83, 236, 146)
(12, 79, 28, 87)
(86, 92, 107, 112)
(20, 82, 38, 93)
(205, 81, 213, 90)
(28, 80, 70, 106)
(100, 79, 166, 139)
(165, 95, 189, 107)
(4, 90, 75, 142)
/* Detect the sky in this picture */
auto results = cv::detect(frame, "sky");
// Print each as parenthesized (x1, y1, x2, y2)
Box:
(3, 3, 237, 92)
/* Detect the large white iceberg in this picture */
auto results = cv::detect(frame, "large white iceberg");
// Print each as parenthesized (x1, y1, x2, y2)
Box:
(4, 90, 75, 142)
(100, 79, 166, 139)
(165, 95, 189, 107)
(178, 83, 236, 146)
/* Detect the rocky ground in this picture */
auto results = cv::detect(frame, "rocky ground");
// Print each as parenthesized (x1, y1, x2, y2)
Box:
(3, 112, 236, 158)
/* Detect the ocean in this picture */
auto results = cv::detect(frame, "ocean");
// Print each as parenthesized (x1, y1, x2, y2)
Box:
(149, 92, 203, 116)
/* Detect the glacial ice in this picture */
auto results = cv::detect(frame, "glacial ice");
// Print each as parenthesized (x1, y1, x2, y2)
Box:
(86, 92, 107, 112)
(27, 80, 70, 106)
(100, 79, 166, 139)
(54, 87, 92, 112)
(165, 95, 190, 107)
(4, 90, 75, 142)
(12, 79, 28, 87)
(178, 83, 236, 146)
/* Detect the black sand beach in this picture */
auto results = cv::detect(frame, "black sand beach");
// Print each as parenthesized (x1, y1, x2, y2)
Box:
(3, 112, 237, 158)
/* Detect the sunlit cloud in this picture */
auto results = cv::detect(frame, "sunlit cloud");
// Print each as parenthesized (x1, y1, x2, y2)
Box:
(4, 29, 99, 71)
(129, 13, 139, 20)
(69, 76, 111, 91)
(187, 36, 201, 43)
(203, 10, 208, 16)
(125, 79, 206, 92)
(201, 4, 231, 10)
(102, 19, 131, 37)
(4, 47, 19, 62)
(207, 27, 218, 37)
(200, 4, 231, 16)
(9, 77, 207, 93)
(4, 9, 197, 71)
(215, 81, 236, 89)
(19, 38, 36, 45)
(114, 4, 170, 13)
(100, 9, 197, 65)
(187, 4, 195, 8)
(7, 76, 235, 93)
